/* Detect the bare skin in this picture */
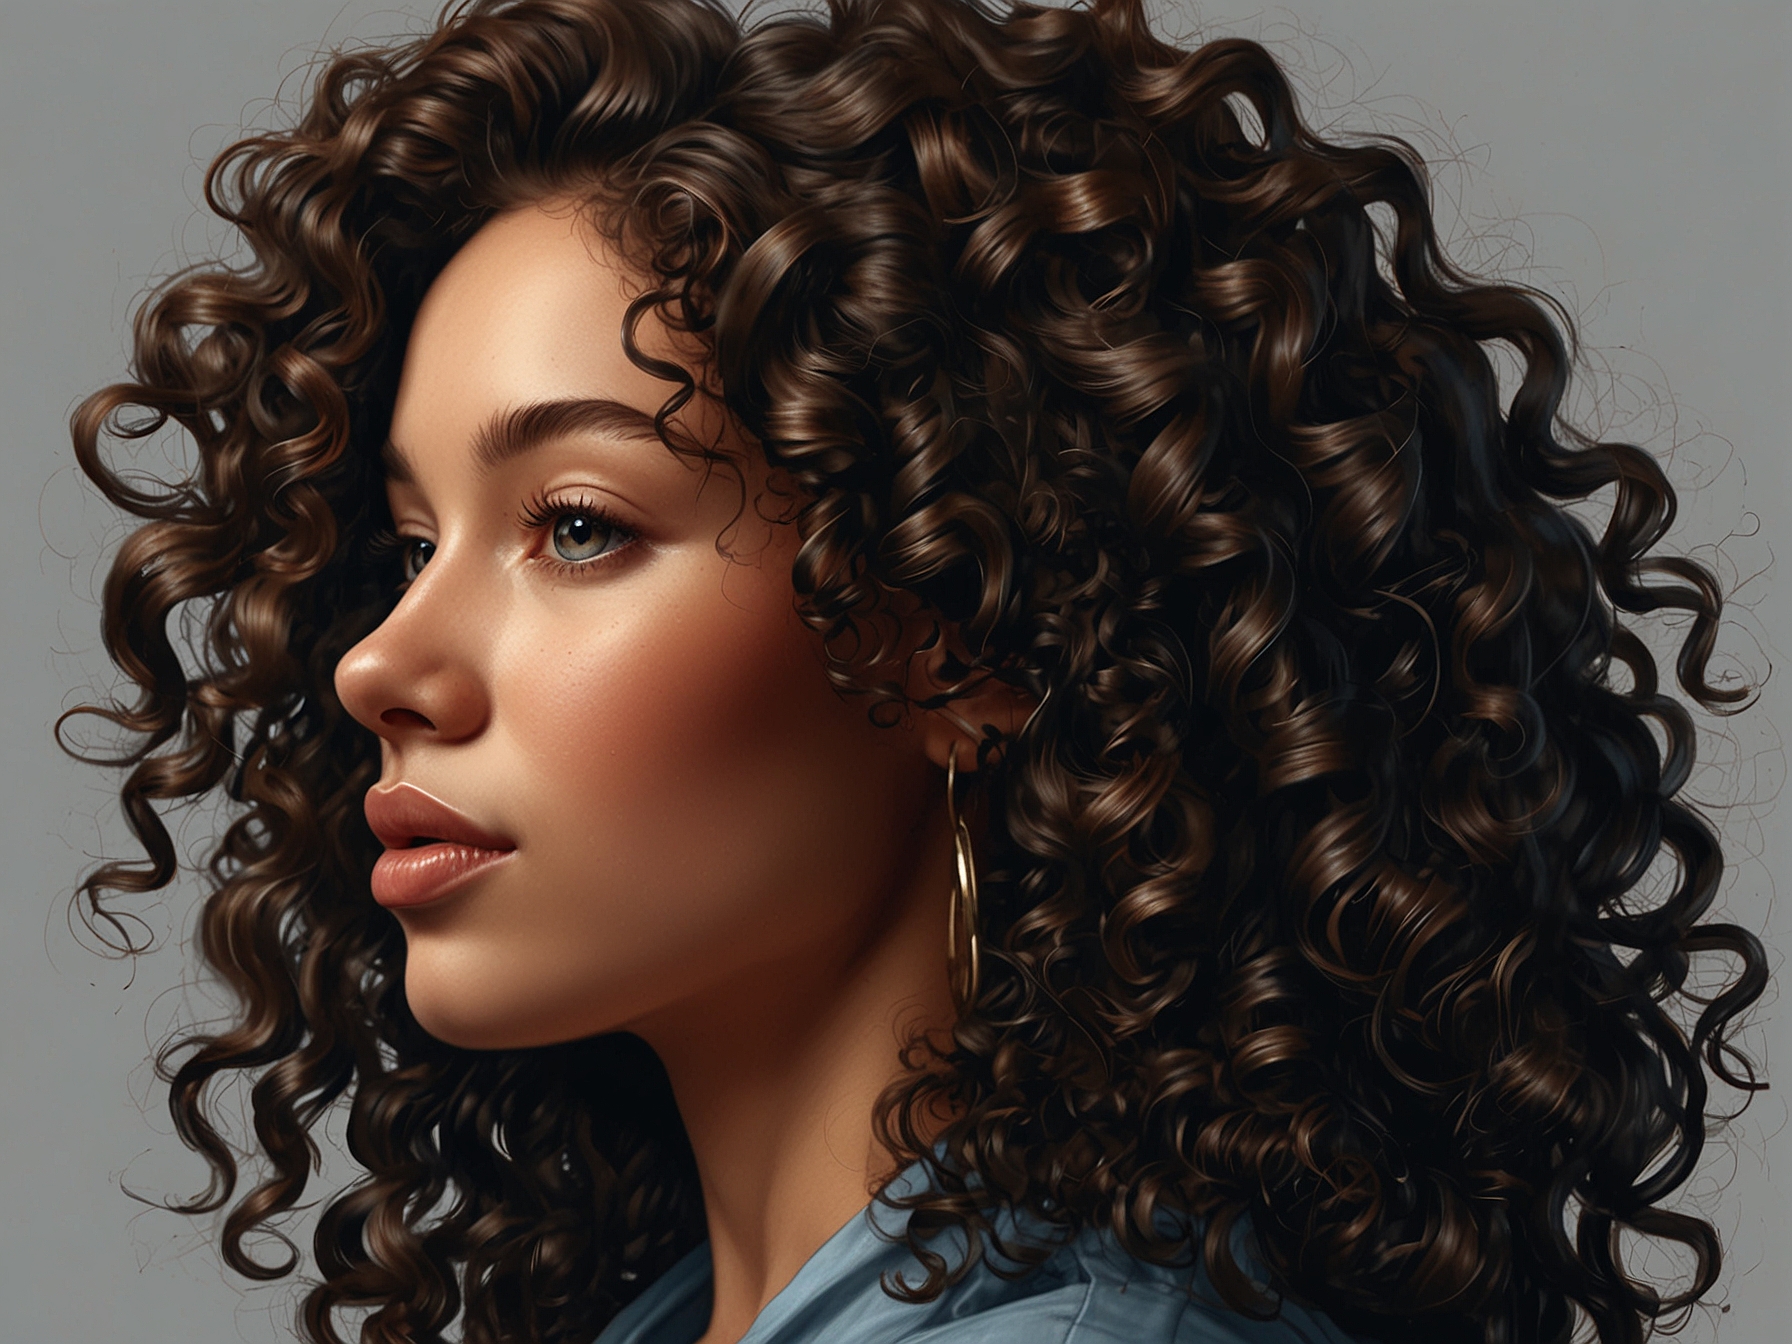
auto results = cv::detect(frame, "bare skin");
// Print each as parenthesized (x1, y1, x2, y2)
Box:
(333, 202, 1018, 1344)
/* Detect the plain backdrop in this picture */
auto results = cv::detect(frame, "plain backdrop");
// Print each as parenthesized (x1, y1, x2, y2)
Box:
(2, 1, 1786, 1341)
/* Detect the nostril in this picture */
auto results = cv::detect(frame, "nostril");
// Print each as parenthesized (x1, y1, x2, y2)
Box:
(380, 708, 435, 731)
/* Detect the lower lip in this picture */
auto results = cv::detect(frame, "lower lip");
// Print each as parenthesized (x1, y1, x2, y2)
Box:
(371, 843, 514, 909)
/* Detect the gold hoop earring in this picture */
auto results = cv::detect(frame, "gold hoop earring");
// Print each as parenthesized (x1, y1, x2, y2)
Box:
(946, 747, 981, 1008)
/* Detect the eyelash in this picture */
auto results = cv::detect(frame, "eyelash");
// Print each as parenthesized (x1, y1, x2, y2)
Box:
(367, 491, 638, 589)
(517, 488, 638, 577)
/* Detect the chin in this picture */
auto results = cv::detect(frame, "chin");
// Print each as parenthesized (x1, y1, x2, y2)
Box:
(403, 972, 569, 1053)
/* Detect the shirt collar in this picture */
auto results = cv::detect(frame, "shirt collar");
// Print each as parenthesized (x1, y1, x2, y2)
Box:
(594, 1155, 1026, 1344)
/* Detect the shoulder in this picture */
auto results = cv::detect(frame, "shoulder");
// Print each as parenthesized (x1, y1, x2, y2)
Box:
(904, 1230, 1364, 1344)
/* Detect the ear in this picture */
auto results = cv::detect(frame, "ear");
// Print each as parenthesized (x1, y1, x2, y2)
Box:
(906, 628, 1037, 774)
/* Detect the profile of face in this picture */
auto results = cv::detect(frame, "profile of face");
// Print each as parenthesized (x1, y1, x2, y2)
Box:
(333, 203, 951, 1053)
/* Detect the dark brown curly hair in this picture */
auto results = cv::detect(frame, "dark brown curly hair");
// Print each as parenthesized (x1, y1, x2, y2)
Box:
(66, 1, 1768, 1341)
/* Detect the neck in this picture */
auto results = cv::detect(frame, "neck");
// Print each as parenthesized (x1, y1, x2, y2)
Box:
(630, 808, 958, 1344)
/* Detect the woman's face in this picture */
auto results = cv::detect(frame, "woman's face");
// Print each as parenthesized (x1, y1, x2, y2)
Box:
(333, 203, 939, 1051)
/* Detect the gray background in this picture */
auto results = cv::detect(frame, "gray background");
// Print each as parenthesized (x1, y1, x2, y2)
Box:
(2, 1, 1785, 1341)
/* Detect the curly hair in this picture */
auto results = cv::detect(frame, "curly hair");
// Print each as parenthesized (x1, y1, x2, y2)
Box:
(66, 1, 1767, 1341)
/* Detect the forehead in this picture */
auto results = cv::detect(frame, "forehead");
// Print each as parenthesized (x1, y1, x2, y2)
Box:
(391, 204, 653, 435)
(381, 201, 766, 512)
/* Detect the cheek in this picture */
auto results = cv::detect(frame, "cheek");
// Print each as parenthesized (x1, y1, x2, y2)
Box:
(513, 580, 808, 822)
(502, 564, 913, 928)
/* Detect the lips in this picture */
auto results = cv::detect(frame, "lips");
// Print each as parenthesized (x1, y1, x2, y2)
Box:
(365, 783, 516, 909)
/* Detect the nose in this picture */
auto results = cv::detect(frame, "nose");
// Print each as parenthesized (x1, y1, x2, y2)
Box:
(334, 576, 490, 744)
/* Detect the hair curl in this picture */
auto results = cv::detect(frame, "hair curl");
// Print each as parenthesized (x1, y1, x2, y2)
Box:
(66, 1, 1767, 1342)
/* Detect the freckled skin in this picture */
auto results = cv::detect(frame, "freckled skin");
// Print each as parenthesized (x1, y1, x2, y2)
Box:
(332, 203, 1021, 1344)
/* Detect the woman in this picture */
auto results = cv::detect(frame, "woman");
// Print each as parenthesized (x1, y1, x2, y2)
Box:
(66, 0, 1766, 1341)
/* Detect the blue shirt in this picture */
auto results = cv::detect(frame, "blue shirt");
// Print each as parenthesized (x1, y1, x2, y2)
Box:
(593, 1160, 1361, 1344)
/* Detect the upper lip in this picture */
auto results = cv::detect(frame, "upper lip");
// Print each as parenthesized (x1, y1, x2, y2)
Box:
(364, 782, 515, 852)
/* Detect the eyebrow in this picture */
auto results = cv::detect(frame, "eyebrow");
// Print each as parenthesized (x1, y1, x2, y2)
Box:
(382, 397, 663, 482)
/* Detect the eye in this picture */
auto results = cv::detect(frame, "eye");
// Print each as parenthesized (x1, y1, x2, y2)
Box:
(519, 491, 637, 570)
(550, 511, 624, 563)
(401, 537, 435, 582)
